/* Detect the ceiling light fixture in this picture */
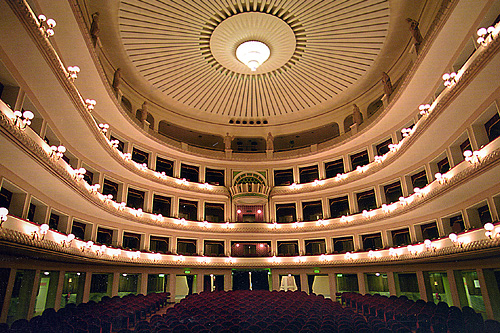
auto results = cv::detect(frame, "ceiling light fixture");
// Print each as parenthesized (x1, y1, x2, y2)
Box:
(236, 41, 270, 71)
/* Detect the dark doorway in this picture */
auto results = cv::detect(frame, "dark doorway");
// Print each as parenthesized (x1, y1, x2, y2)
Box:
(204, 274, 224, 292)
(232, 269, 269, 291)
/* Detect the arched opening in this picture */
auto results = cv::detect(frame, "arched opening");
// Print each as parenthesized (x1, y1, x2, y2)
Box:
(344, 115, 354, 132)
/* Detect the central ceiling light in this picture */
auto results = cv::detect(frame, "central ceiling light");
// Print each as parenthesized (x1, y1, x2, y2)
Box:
(236, 41, 270, 71)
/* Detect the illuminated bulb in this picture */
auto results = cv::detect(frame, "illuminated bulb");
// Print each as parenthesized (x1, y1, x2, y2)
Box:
(98, 123, 109, 133)
(67, 66, 80, 80)
(442, 72, 457, 87)
(85, 99, 96, 111)
(484, 223, 494, 231)
(236, 41, 270, 71)
(0, 207, 8, 224)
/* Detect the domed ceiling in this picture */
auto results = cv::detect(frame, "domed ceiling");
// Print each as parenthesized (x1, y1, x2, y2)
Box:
(117, 0, 390, 121)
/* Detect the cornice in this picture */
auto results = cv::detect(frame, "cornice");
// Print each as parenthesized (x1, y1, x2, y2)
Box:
(1, 227, 499, 268)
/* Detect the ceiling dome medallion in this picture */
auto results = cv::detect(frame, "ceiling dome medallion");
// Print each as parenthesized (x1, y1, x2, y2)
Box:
(209, 12, 296, 74)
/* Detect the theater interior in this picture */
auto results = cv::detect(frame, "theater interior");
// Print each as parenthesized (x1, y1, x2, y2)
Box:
(1, 0, 500, 331)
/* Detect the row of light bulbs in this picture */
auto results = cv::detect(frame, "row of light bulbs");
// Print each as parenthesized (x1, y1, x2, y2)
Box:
(2, 207, 497, 266)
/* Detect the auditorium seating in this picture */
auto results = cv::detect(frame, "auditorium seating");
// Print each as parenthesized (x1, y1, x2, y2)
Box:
(154, 290, 372, 332)
(6, 290, 500, 332)
(7, 292, 169, 333)
(340, 292, 499, 333)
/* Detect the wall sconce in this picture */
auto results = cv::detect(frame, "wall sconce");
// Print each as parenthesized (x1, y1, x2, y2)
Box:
(389, 247, 399, 258)
(316, 219, 327, 226)
(85, 99, 96, 111)
(97, 245, 107, 256)
(73, 167, 86, 181)
(401, 128, 412, 138)
(0, 207, 8, 227)
(477, 26, 495, 46)
(61, 233, 75, 247)
(413, 187, 421, 196)
(50, 145, 66, 160)
(82, 240, 94, 252)
(424, 239, 434, 251)
(340, 215, 352, 223)
(89, 184, 100, 193)
(133, 251, 141, 260)
(134, 208, 143, 217)
(464, 150, 482, 164)
(152, 253, 162, 262)
(67, 66, 80, 80)
(110, 139, 120, 149)
(407, 245, 418, 255)
(103, 194, 113, 203)
(448, 233, 462, 247)
(32, 223, 49, 240)
(484, 222, 494, 238)
(442, 72, 457, 87)
(13, 110, 34, 129)
(388, 144, 398, 152)
(38, 15, 56, 37)
(335, 173, 347, 181)
(117, 202, 126, 211)
(98, 123, 109, 134)
(226, 256, 235, 264)
(435, 172, 448, 184)
(174, 255, 184, 262)
(110, 248, 121, 258)
(356, 165, 368, 173)
(419, 104, 431, 116)
(368, 250, 376, 259)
